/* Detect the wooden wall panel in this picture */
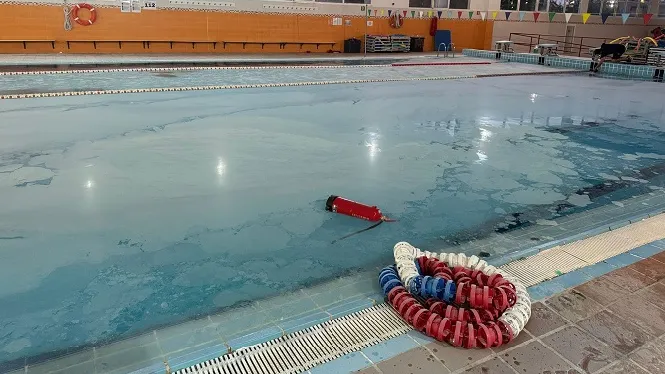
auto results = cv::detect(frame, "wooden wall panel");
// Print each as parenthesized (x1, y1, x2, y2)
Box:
(0, 4, 493, 54)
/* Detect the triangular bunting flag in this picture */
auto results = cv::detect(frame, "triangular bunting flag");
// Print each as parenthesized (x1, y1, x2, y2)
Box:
(367, 8, 371, 16)
(564, 13, 572, 23)
(448, 10, 453, 18)
(519, 11, 525, 21)
(548, 12, 555, 22)
(419, 11, 424, 18)
(621, 13, 629, 24)
(601, 13, 610, 24)
(458, 11, 463, 19)
(380, 9, 384, 16)
(402, 10, 407, 17)
(505, 11, 511, 20)
(533, 12, 540, 22)
(643, 13, 653, 25)
(388, 10, 392, 17)
(373, 9, 377, 16)
(481, 11, 486, 20)
(437, 10, 442, 18)
(468, 11, 473, 19)
(492, 11, 498, 20)
(428, 11, 432, 17)
(582, 13, 590, 24)
(411, 10, 415, 17)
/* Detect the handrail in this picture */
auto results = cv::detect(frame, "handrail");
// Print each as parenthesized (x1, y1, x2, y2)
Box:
(509, 32, 612, 57)
(437, 42, 447, 57)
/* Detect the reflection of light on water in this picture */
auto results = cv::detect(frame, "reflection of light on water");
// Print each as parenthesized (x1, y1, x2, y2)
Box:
(216, 158, 225, 176)
(475, 150, 488, 164)
(365, 140, 380, 158)
(530, 93, 538, 103)
(85, 180, 94, 189)
(365, 131, 381, 160)
(479, 128, 493, 142)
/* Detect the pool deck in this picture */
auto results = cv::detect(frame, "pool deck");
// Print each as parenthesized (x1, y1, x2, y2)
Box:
(354, 246, 665, 374)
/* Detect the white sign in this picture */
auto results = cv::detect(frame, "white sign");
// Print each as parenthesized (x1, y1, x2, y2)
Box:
(332, 17, 342, 26)
(143, 1, 157, 9)
(367, 20, 373, 26)
(131, 0, 142, 12)
(120, 0, 131, 12)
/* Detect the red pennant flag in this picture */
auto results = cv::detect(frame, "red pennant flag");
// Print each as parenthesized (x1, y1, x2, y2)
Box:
(457, 11, 463, 19)
(402, 10, 407, 17)
(643, 13, 653, 25)
(533, 12, 540, 22)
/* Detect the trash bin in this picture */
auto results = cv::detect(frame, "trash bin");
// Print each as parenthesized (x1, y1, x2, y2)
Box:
(344, 38, 362, 53)
(410, 37, 425, 52)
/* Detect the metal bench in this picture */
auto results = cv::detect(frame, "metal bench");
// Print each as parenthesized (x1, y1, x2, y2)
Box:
(0, 40, 56, 49)
(63, 40, 336, 50)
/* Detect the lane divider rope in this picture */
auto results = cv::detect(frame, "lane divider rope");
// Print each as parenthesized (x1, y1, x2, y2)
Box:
(0, 64, 392, 76)
(0, 70, 582, 100)
(382, 242, 531, 348)
(0, 60, 496, 76)
(391, 62, 492, 67)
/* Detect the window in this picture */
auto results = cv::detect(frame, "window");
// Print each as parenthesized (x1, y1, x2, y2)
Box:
(602, 0, 618, 14)
(566, 0, 580, 12)
(660, 0, 665, 16)
(449, 0, 469, 9)
(520, 0, 537, 11)
(344, 0, 366, 3)
(433, 0, 449, 7)
(409, 0, 430, 7)
(538, 0, 548, 11)
(587, 0, 601, 13)
(500, 0, 518, 10)
(548, 0, 564, 12)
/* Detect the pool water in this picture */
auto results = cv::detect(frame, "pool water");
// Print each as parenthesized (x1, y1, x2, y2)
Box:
(1, 73, 664, 366)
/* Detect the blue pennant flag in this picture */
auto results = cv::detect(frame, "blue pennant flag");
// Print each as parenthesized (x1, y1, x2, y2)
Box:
(505, 11, 511, 20)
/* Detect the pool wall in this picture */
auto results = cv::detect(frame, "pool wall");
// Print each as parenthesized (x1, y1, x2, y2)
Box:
(463, 48, 665, 82)
(0, 1, 492, 54)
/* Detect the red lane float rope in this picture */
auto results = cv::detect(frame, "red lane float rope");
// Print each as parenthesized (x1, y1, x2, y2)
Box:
(380, 256, 517, 349)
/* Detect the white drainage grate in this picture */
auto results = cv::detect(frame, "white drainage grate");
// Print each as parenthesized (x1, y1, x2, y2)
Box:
(174, 304, 411, 374)
(174, 213, 665, 374)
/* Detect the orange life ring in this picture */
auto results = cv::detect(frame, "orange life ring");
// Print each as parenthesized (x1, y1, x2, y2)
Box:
(72, 3, 97, 26)
(390, 13, 403, 29)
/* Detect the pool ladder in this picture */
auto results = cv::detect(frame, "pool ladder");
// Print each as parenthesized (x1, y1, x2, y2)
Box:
(436, 42, 455, 58)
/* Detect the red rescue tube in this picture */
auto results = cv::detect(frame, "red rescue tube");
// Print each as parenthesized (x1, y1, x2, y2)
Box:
(326, 195, 383, 222)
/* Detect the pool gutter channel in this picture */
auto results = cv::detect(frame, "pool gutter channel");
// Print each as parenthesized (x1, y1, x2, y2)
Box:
(172, 212, 665, 374)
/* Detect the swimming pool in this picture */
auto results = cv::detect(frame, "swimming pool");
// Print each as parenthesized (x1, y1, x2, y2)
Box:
(1, 67, 665, 370)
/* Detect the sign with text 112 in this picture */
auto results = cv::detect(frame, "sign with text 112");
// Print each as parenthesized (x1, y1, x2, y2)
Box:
(143, 1, 157, 9)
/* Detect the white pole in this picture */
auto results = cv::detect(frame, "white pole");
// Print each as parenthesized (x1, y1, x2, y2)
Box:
(364, 4, 368, 57)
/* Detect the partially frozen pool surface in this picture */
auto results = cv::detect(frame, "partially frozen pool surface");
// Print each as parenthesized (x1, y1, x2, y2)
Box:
(1, 73, 664, 369)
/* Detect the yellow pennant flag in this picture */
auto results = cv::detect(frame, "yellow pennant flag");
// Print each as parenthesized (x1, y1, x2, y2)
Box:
(582, 13, 591, 24)
(380, 9, 384, 16)
(429, 11, 433, 17)
(492, 11, 498, 20)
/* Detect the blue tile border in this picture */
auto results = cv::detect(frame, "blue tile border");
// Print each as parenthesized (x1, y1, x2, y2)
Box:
(462, 48, 663, 83)
(143, 235, 665, 374)
(527, 241, 665, 301)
